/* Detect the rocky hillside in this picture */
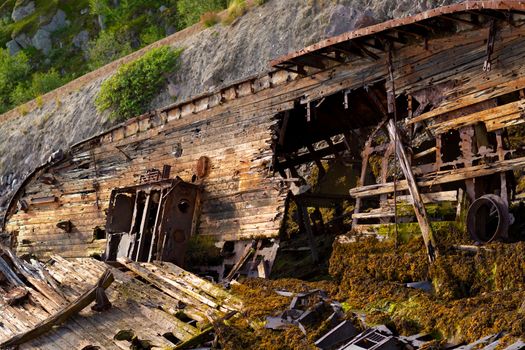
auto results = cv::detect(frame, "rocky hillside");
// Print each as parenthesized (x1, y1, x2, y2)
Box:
(0, 0, 462, 221)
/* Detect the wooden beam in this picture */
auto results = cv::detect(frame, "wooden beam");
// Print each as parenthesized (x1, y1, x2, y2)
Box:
(350, 155, 525, 199)
(296, 201, 319, 263)
(387, 119, 437, 262)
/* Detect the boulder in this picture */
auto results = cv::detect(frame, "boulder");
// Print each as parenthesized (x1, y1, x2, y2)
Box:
(13, 33, 32, 49)
(11, 1, 35, 22)
(6, 40, 21, 55)
(32, 29, 52, 55)
(72, 30, 89, 50)
(42, 9, 70, 32)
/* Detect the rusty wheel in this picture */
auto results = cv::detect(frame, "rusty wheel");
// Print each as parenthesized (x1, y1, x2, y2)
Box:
(467, 194, 509, 244)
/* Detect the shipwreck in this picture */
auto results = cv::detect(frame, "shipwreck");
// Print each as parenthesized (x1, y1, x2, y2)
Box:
(2, 1, 525, 347)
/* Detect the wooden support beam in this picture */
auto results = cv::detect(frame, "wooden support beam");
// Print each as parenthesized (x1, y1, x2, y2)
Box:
(306, 144, 326, 179)
(148, 190, 165, 262)
(225, 242, 255, 282)
(296, 200, 319, 264)
(135, 192, 152, 262)
(278, 142, 347, 169)
(387, 119, 437, 262)
(460, 126, 476, 201)
(496, 130, 509, 206)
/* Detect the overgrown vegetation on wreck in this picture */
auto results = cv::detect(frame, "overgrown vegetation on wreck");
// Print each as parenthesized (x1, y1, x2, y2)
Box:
(216, 232, 525, 349)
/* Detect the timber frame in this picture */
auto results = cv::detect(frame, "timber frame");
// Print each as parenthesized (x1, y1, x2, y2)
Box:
(4, 1, 525, 273)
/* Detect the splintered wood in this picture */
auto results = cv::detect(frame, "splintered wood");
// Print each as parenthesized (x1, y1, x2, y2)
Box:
(0, 255, 242, 349)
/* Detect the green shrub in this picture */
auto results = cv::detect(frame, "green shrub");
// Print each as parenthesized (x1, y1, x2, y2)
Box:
(0, 49, 30, 112)
(176, 0, 227, 29)
(87, 29, 134, 70)
(10, 69, 68, 106)
(95, 45, 182, 121)
(140, 25, 164, 45)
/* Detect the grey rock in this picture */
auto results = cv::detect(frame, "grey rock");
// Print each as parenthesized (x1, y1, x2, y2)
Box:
(72, 30, 89, 50)
(6, 40, 21, 55)
(80, 8, 89, 15)
(13, 33, 32, 49)
(32, 29, 52, 54)
(42, 9, 70, 33)
(165, 26, 176, 36)
(325, 5, 377, 38)
(11, 1, 35, 22)
(159, 5, 168, 12)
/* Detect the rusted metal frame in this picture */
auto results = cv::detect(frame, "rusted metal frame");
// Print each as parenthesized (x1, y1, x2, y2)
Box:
(134, 191, 152, 262)
(496, 130, 509, 206)
(387, 119, 438, 262)
(484, 19, 498, 71)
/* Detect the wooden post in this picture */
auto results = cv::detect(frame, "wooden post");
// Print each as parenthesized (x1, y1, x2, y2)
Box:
(496, 130, 509, 206)
(460, 126, 476, 201)
(387, 119, 438, 262)
(296, 200, 319, 263)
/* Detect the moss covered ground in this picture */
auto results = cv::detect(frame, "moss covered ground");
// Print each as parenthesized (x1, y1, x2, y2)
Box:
(219, 224, 525, 349)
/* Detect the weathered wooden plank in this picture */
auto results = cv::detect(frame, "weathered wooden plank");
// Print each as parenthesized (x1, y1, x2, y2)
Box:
(387, 119, 437, 262)
(351, 156, 525, 198)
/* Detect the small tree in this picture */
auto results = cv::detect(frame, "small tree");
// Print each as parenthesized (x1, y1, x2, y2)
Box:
(95, 45, 182, 121)
(0, 49, 30, 112)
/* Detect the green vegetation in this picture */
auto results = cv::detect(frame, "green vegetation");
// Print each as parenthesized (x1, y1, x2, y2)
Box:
(87, 28, 133, 70)
(176, 0, 227, 29)
(0, 0, 255, 116)
(95, 45, 182, 121)
(0, 49, 30, 113)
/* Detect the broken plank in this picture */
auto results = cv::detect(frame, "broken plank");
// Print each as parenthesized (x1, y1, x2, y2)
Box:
(0, 269, 114, 348)
(387, 119, 437, 262)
